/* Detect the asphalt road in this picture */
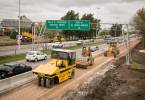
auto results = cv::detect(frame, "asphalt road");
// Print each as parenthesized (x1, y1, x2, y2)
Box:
(0, 44, 106, 69)
(0, 40, 82, 57)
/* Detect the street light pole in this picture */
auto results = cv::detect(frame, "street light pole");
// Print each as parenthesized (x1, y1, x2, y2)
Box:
(126, 24, 130, 65)
(18, 0, 21, 48)
(96, 7, 100, 38)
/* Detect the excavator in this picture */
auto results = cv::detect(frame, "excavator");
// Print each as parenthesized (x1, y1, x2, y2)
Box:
(104, 41, 120, 58)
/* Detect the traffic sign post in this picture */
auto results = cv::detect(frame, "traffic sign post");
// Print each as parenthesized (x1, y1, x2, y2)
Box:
(16, 39, 21, 45)
(45, 20, 90, 31)
(16, 34, 22, 39)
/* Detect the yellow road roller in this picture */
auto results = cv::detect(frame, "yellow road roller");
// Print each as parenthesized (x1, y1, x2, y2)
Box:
(33, 49, 76, 87)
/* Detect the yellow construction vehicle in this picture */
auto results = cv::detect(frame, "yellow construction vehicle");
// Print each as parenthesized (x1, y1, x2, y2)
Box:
(21, 32, 33, 42)
(104, 41, 120, 58)
(76, 47, 94, 68)
(21, 32, 32, 39)
(33, 49, 76, 87)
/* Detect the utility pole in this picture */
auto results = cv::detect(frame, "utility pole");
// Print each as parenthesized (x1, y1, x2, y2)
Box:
(96, 7, 100, 39)
(126, 24, 130, 65)
(34, 23, 36, 51)
(32, 23, 34, 50)
(18, 0, 21, 49)
(115, 17, 119, 42)
(31, 23, 36, 51)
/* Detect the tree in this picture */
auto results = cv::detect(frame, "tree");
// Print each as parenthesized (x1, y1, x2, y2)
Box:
(132, 8, 145, 47)
(80, 13, 100, 39)
(61, 10, 79, 40)
(61, 10, 100, 40)
(19, 15, 32, 33)
(20, 15, 31, 21)
(35, 21, 44, 35)
(110, 24, 122, 37)
(10, 31, 18, 39)
(99, 29, 110, 36)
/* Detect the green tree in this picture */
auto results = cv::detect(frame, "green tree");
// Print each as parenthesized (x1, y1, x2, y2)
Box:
(110, 24, 122, 37)
(61, 10, 79, 40)
(20, 15, 30, 20)
(19, 15, 32, 33)
(132, 8, 145, 47)
(99, 29, 110, 36)
(10, 31, 18, 39)
(35, 21, 44, 35)
(80, 13, 100, 39)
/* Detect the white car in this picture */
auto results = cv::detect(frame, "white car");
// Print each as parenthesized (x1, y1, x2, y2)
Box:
(76, 40, 84, 45)
(26, 51, 47, 62)
(51, 42, 63, 48)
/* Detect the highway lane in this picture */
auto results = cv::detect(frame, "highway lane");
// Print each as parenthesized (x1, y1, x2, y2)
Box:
(0, 39, 104, 57)
(0, 40, 82, 57)
(0, 42, 106, 69)
(0, 36, 135, 57)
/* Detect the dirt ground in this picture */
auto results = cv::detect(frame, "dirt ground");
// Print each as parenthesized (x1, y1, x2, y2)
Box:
(60, 43, 145, 100)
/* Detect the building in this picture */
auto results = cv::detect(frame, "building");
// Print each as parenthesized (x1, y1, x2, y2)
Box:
(1, 18, 32, 29)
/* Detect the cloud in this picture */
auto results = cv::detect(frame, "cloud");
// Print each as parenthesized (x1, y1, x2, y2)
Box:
(0, 0, 145, 24)
(47, 0, 144, 7)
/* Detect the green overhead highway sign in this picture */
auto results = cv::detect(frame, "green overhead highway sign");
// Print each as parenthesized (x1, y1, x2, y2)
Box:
(45, 20, 68, 30)
(45, 20, 90, 30)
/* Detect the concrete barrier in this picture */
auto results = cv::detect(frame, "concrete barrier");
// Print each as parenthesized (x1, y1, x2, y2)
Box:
(0, 71, 35, 94)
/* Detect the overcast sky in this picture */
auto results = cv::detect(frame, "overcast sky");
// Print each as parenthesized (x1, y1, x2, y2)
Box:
(0, 0, 145, 24)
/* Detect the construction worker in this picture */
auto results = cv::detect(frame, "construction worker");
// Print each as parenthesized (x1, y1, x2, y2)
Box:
(82, 47, 87, 57)
(87, 47, 93, 65)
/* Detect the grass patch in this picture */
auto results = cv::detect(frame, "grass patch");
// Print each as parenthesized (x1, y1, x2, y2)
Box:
(64, 41, 103, 50)
(43, 50, 50, 55)
(0, 36, 31, 46)
(0, 54, 25, 64)
(131, 61, 145, 70)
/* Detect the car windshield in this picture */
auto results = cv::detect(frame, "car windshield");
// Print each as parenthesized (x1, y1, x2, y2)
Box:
(51, 51, 68, 60)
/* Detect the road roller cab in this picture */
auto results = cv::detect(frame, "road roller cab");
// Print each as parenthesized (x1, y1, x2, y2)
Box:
(33, 49, 76, 87)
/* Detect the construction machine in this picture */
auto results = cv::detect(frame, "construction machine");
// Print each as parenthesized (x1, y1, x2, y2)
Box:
(21, 32, 33, 42)
(76, 47, 94, 68)
(33, 49, 76, 87)
(104, 41, 120, 58)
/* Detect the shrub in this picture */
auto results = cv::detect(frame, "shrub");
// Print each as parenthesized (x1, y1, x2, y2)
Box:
(10, 31, 18, 39)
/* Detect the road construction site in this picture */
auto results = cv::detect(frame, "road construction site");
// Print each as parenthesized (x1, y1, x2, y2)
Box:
(60, 41, 145, 100)
(0, 37, 139, 100)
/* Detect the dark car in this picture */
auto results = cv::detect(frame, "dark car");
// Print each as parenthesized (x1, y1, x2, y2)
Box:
(0, 63, 32, 79)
